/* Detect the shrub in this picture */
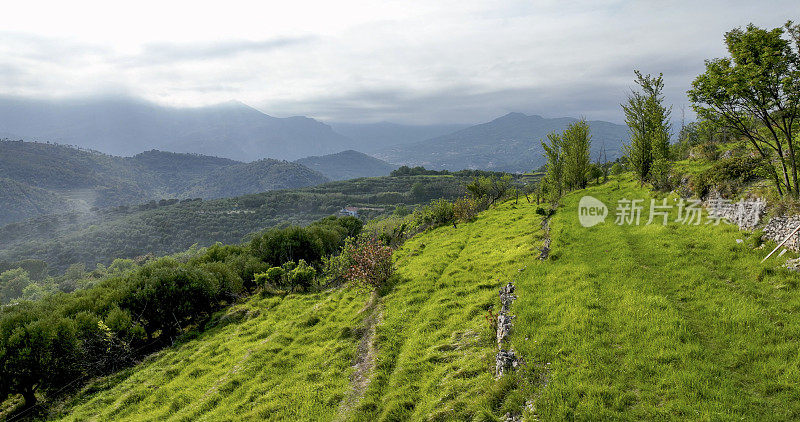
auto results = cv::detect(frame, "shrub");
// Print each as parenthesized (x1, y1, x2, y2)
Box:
(453, 196, 480, 224)
(287, 260, 316, 292)
(339, 237, 393, 292)
(649, 158, 674, 191)
(690, 156, 768, 198)
(255, 266, 286, 288)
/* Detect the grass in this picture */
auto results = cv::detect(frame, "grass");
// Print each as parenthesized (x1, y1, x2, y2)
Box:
(51, 198, 543, 421)
(513, 176, 800, 420)
(50, 175, 800, 421)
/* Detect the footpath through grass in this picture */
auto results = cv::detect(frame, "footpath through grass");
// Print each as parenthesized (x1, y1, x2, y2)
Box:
(513, 176, 800, 420)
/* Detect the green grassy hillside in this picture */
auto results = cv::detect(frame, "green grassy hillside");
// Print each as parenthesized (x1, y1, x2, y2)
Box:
(52, 198, 541, 421)
(51, 176, 800, 421)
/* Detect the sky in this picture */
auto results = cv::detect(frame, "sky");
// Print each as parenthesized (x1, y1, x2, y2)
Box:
(0, 0, 797, 125)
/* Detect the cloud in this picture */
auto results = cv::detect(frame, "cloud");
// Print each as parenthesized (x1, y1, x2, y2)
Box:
(130, 37, 317, 65)
(0, 0, 796, 124)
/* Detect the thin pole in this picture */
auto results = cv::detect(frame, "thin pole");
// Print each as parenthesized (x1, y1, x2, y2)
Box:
(761, 223, 800, 263)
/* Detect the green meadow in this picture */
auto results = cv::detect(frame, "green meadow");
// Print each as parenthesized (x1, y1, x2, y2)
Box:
(52, 176, 800, 421)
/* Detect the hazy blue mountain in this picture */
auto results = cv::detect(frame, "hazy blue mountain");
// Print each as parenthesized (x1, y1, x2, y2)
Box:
(0, 96, 352, 161)
(294, 150, 397, 180)
(329, 122, 470, 153)
(0, 140, 328, 225)
(375, 113, 629, 173)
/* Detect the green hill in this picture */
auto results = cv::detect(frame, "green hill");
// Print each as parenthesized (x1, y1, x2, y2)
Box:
(295, 150, 397, 181)
(0, 175, 468, 272)
(49, 176, 800, 420)
(0, 141, 329, 225)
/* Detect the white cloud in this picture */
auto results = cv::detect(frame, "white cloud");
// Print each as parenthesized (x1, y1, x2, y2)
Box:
(0, 0, 796, 123)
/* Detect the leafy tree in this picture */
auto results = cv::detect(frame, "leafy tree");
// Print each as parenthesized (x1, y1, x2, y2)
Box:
(623, 71, 672, 185)
(465, 174, 513, 205)
(688, 21, 800, 196)
(561, 120, 593, 190)
(541, 131, 564, 200)
(0, 268, 31, 304)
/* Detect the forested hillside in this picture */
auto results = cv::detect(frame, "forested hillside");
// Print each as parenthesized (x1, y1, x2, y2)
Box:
(0, 141, 328, 225)
(0, 175, 471, 272)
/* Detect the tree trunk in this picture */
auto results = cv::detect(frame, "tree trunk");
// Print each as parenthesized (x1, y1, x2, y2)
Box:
(22, 388, 36, 408)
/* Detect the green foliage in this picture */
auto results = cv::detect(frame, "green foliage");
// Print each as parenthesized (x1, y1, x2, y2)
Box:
(0, 268, 31, 304)
(561, 119, 593, 190)
(453, 196, 480, 224)
(541, 131, 564, 200)
(255, 267, 286, 288)
(465, 174, 513, 205)
(689, 156, 769, 197)
(0, 175, 466, 273)
(286, 260, 317, 292)
(623, 71, 672, 184)
(649, 158, 674, 191)
(688, 21, 800, 197)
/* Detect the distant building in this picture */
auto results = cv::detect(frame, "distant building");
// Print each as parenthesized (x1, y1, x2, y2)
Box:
(338, 206, 359, 217)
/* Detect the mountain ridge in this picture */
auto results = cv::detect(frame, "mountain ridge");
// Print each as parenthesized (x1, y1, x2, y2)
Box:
(0, 140, 328, 225)
(375, 112, 629, 172)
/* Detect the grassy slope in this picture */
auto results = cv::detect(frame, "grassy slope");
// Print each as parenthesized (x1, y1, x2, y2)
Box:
(53, 200, 542, 421)
(52, 176, 800, 421)
(514, 176, 800, 420)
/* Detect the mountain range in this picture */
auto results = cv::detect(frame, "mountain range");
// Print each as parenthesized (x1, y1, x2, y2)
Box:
(0, 141, 330, 225)
(0, 97, 352, 161)
(374, 112, 629, 173)
(0, 97, 629, 174)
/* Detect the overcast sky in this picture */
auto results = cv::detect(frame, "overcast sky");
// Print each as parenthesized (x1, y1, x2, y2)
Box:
(1, 0, 796, 124)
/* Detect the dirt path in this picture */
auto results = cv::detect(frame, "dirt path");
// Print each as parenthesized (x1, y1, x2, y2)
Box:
(335, 292, 382, 421)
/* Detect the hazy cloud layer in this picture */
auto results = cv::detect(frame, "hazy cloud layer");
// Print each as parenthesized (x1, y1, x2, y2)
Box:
(1, 0, 796, 124)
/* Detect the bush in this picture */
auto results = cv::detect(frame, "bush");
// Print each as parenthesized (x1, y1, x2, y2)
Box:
(649, 158, 673, 191)
(287, 260, 316, 292)
(690, 156, 768, 198)
(413, 199, 455, 229)
(339, 237, 393, 292)
(453, 196, 480, 224)
(255, 266, 286, 288)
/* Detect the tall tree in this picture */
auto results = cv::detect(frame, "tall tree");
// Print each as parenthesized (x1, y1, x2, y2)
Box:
(561, 119, 592, 190)
(623, 71, 672, 185)
(541, 131, 563, 200)
(688, 21, 800, 197)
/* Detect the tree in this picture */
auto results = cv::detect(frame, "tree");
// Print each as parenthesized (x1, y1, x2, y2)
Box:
(561, 119, 593, 190)
(623, 71, 672, 185)
(688, 21, 800, 196)
(465, 174, 512, 205)
(541, 131, 564, 200)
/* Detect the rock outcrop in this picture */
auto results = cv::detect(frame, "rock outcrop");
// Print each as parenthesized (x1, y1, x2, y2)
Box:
(495, 282, 519, 378)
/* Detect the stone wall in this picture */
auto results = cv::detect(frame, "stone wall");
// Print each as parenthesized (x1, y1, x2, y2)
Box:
(762, 216, 800, 252)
